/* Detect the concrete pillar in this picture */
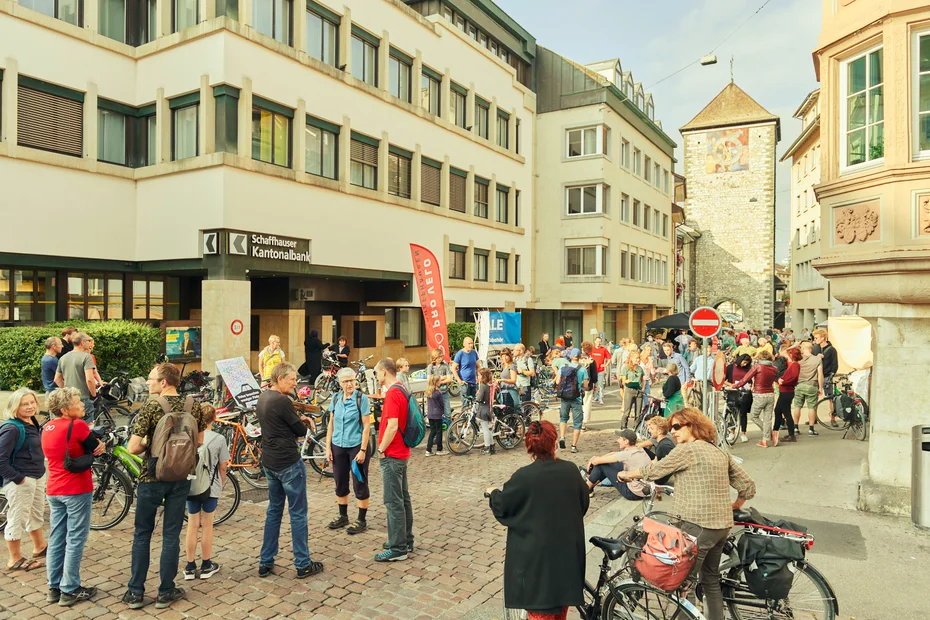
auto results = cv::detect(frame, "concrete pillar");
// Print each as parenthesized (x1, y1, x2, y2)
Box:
(440, 69, 450, 121)
(489, 175, 497, 222)
(0, 59, 16, 148)
(465, 240, 474, 282)
(488, 97, 497, 145)
(293, 1, 306, 54)
(412, 144, 422, 203)
(412, 51, 423, 111)
(466, 166, 475, 217)
(156, 87, 169, 163)
(199, 74, 214, 155)
(489, 243, 497, 289)
(509, 108, 517, 153)
(509, 181, 517, 227)
(466, 83, 475, 133)
(377, 30, 389, 92)
(237, 77, 253, 158)
(378, 130, 388, 194)
(83, 82, 98, 163)
(294, 97, 306, 177)
(338, 6, 352, 73)
(338, 114, 351, 187)
(202, 280, 251, 374)
(440, 156, 450, 210)
(156, 0, 169, 36)
(627, 303, 634, 340)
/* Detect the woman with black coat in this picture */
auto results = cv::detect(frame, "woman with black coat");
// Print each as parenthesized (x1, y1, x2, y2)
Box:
(302, 330, 330, 381)
(487, 420, 589, 619)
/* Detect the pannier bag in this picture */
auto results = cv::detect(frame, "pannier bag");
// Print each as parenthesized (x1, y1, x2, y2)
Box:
(736, 532, 806, 600)
(631, 517, 699, 591)
(833, 394, 856, 423)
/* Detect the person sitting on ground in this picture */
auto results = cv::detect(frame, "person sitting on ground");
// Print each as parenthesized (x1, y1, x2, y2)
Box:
(634, 416, 676, 485)
(662, 363, 684, 417)
(184, 403, 229, 581)
(582, 429, 651, 500)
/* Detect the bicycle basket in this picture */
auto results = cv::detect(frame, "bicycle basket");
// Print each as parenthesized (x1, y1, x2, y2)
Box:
(628, 513, 699, 592)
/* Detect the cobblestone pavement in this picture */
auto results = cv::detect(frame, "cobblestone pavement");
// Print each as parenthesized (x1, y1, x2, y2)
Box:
(0, 407, 624, 620)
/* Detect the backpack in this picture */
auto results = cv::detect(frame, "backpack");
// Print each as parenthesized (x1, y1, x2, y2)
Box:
(0, 419, 28, 486)
(558, 365, 580, 400)
(188, 432, 222, 501)
(150, 396, 198, 482)
(586, 360, 598, 391)
(631, 516, 699, 591)
(736, 532, 806, 600)
(389, 384, 426, 448)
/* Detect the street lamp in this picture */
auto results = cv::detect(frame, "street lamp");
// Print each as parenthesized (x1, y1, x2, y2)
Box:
(700, 54, 718, 66)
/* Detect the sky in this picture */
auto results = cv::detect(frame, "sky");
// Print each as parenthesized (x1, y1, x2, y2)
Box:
(495, 0, 822, 263)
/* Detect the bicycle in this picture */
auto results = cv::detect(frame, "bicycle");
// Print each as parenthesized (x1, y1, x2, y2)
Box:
(446, 395, 524, 455)
(313, 351, 341, 401)
(632, 394, 665, 443)
(719, 388, 747, 447)
(92, 391, 134, 428)
(214, 409, 267, 489)
(296, 407, 332, 478)
(814, 373, 868, 441)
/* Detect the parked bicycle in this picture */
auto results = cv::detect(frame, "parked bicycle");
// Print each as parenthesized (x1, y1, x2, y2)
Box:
(815, 373, 868, 440)
(351, 355, 375, 394)
(632, 394, 666, 443)
(447, 392, 524, 455)
(214, 408, 267, 489)
(313, 351, 341, 401)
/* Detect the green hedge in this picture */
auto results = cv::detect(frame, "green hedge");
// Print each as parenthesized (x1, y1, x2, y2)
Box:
(0, 321, 162, 391)
(447, 322, 476, 354)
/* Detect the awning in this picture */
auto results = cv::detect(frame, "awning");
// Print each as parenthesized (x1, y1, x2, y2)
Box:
(646, 312, 691, 330)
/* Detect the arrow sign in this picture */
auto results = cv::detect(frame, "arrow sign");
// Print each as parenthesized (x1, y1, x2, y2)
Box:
(202, 232, 218, 255)
(229, 233, 248, 256)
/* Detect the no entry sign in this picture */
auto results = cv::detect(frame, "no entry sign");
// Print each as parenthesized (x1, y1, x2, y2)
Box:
(689, 306, 722, 339)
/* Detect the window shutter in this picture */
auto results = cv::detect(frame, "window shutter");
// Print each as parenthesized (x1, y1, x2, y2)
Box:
(350, 139, 378, 165)
(421, 162, 441, 205)
(450, 174, 466, 212)
(18, 86, 83, 157)
(388, 153, 411, 199)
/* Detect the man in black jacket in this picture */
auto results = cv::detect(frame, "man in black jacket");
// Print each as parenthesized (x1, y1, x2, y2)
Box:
(538, 333, 551, 360)
(812, 329, 839, 424)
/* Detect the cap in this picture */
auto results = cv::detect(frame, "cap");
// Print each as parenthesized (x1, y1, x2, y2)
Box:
(569, 348, 581, 359)
(615, 429, 638, 445)
(566, 329, 573, 333)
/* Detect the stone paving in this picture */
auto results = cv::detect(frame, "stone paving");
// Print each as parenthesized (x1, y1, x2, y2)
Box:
(0, 408, 624, 620)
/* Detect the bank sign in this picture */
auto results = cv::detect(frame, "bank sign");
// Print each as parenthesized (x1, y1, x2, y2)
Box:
(203, 230, 311, 265)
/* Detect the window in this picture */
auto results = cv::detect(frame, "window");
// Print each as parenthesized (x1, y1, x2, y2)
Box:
(644, 156, 652, 182)
(252, 102, 291, 167)
(388, 149, 412, 199)
(621, 193, 630, 222)
(143, 113, 156, 166)
(455, 14, 465, 31)
(914, 33, 930, 152)
(143, 0, 156, 42)
(639, 255, 645, 282)
(662, 259, 668, 285)
(474, 251, 488, 282)
(802, 224, 808, 246)
(450, 169, 467, 212)
(350, 135, 378, 189)
(475, 99, 489, 138)
(566, 246, 605, 276)
(496, 254, 508, 283)
(0, 270, 57, 322)
(351, 32, 377, 86)
(441, 5, 452, 20)
(421, 69, 441, 116)
(662, 214, 669, 238)
(621, 139, 630, 168)
(65, 272, 126, 320)
(633, 148, 642, 175)
(515, 189, 521, 227)
(496, 187, 508, 223)
(450, 86, 466, 128)
(842, 46, 883, 168)
(253, 0, 291, 44)
(474, 179, 489, 218)
(796, 228, 801, 249)
(566, 185, 600, 215)
(99, 0, 125, 42)
(654, 163, 661, 187)
(172, 100, 198, 160)
(449, 246, 466, 279)
(98, 108, 127, 165)
(421, 158, 441, 205)
(18, 80, 84, 158)
(306, 7, 337, 66)
(468, 23, 477, 40)
(20, 0, 80, 25)
(632, 200, 641, 226)
(305, 119, 337, 179)
(388, 51, 412, 102)
(620, 249, 628, 279)
(515, 255, 521, 285)
(567, 126, 598, 157)
(515, 118, 521, 154)
(479, 31, 487, 47)
(630, 251, 637, 280)
(497, 112, 509, 148)
(644, 205, 651, 231)
(384, 308, 425, 347)
(663, 170, 670, 193)
(174, 0, 197, 31)
(646, 101, 654, 120)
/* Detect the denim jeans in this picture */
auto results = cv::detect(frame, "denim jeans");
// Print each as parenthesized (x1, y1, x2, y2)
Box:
(380, 457, 413, 554)
(129, 480, 190, 596)
(260, 460, 310, 570)
(46, 492, 92, 593)
(462, 382, 477, 400)
(80, 398, 96, 423)
(441, 391, 451, 418)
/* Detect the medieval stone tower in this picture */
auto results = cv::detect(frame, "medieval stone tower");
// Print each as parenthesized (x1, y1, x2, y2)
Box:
(681, 82, 780, 328)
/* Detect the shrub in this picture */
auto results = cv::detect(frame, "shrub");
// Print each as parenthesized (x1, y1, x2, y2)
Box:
(0, 321, 162, 391)
(447, 322, 476, 355)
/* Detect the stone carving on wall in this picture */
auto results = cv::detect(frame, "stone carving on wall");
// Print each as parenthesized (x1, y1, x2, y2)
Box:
(919, 194, 930, 235)
(834, 201, 880, 244)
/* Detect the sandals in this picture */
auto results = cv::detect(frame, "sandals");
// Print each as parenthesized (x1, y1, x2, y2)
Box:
(33, 546, 47, 559)
(6, 557, 41, 572)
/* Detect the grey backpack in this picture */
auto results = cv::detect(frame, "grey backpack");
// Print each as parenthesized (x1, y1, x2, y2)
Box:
(151, 396, 198, 483)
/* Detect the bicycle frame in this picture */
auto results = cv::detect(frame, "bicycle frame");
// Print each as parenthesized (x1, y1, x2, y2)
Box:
(215, 417, 261, 470)
(112, 445, 143, 479)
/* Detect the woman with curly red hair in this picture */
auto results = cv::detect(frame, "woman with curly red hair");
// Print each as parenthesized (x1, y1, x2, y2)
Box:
(486, 421, 588, 620)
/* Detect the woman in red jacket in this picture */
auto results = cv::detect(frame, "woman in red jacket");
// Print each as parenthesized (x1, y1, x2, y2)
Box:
(774, 348, 802, 445)
(730, 350, 779, 447)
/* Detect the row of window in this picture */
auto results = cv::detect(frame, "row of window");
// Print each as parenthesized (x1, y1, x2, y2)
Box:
(608, 68, 655, 121)
(795, 220, 819, 248)
(565, 244, 670, 285)
(565, 125, 671, 195)
(448, 247, 521, 285)
(795, 188, 818, 216)
(566, 183, 669, 238)
(794, 145, 820, 182)
(794, 259, 826, 292)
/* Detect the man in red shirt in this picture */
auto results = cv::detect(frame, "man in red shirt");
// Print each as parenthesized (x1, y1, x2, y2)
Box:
(590, 337, 611, 406)
(374, 358, 413, 562)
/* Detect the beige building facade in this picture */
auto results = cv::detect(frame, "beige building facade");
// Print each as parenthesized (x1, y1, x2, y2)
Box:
(0, 0, 536, 370)
(528, 50, 677, 344)
(813, 0, 930, 513)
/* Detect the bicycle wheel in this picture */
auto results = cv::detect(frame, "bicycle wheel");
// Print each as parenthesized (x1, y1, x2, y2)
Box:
(214, 473, 242, 525)
(0, 495, 7, 532)
(234, 438, 268, 489)
(90, 462, 134, 530)
(851, 400, 868, 441)
(602, 580, 701, 619)
(723, 410, 740, 447)
(724, 561, 836, 620)
(815, 398, 845, 432)
(305, 430, 333, 478)
(448, 382, 460, 397)
(496, 413, 525, 450)
(314, 373, 333, 402)
(447, 418, 478, 455)
(102, 404, 133, 427)
(521, 401, 541, 424)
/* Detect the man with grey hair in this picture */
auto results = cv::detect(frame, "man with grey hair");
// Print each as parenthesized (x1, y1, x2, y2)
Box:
(41, 337, 62, 393)
(54, 333, 97, 422)
(374, 358, 413, 562)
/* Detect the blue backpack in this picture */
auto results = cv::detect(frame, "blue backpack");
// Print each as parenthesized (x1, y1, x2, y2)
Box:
(390, 384, 426, 448)
(558, 365, 581, 400)
(0, 419, 29, 486)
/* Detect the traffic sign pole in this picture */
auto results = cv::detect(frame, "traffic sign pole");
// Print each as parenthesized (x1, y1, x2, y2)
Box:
(702, 337, 709, 419)
(689, 307, 722, 421)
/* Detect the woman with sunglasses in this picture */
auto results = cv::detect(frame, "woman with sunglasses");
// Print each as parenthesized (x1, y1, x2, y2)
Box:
(617, 408, 756, 620)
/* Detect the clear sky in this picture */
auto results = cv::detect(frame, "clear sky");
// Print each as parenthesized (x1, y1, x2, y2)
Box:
(495, 0, 822, 263)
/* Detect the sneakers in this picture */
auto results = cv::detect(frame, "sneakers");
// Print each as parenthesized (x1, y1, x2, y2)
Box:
(756, 440, 768, 448)
(739, 433, 748, 443)
(383, 541, 414, 553)
(347, 520, 368, 535)
(328, 514, 350, 530)
(199, 561, 220, 579)
(483, 445, 496, 455)
(258, 564, 273, 578)
(808, 427, 819, 436)
(570, 445, 578, 454)
(424, 451, 433, 457)
(59, 586, 97, 607)
(155, 587, 185, 609)
(184, 562, 197, 580)
(578, 466, 589, 483)
(121, 590, 146, 610)
(559, 438, 566, 450)
(830, 418, 838, 428)
(435, 450, 447, 456)
(296, 561, 324, 579)
(47, 589, 60, 604)
(374, 549, 408, 562)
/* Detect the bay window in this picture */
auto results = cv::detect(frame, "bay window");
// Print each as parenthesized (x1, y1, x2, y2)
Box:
(566, 184, 609, 216)
(914, 32, 930, 154)
(566, 245, 607, 277)
(842, 45, 883, 169)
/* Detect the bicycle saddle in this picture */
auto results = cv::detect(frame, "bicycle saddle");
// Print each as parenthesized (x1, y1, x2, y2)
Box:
(589, 536, 625, 561)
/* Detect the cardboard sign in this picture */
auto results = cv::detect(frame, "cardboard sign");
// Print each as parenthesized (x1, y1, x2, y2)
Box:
(215, 357, 261, 410)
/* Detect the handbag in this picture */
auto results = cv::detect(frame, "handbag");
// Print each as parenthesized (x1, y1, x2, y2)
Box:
(64, 420, 96, 473)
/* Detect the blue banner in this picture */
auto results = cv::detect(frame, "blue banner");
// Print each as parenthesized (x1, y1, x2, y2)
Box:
(488, 312, 522, 346)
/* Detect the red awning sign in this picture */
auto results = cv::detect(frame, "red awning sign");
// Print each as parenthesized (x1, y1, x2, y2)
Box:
(689, 307, 722, 339)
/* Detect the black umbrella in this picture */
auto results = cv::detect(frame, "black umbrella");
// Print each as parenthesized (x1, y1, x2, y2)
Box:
(645, 312, 691, 330)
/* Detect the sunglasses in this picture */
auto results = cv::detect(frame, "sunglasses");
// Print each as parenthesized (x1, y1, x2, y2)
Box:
(670, 423, 690, 431)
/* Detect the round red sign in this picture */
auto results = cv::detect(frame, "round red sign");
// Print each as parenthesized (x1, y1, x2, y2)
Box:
(230, 319, 244, 336)
(689, 306, 722, 339)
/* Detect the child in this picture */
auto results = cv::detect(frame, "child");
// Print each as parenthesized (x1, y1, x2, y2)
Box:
(425, 374, 446, 456)
(475, 368, 494, 455)
(396, 358, 411, 392)
(184, 404, 230, 580)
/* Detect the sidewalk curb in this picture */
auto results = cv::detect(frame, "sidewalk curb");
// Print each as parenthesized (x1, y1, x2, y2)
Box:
(584, 496, 641, 555)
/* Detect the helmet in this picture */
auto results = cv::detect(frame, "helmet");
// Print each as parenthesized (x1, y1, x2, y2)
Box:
(297, 386, 313, 400)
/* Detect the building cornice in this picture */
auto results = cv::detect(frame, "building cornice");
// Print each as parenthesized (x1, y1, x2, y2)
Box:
(779, 117, 820, 163)
(816, 162, 930, 200)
